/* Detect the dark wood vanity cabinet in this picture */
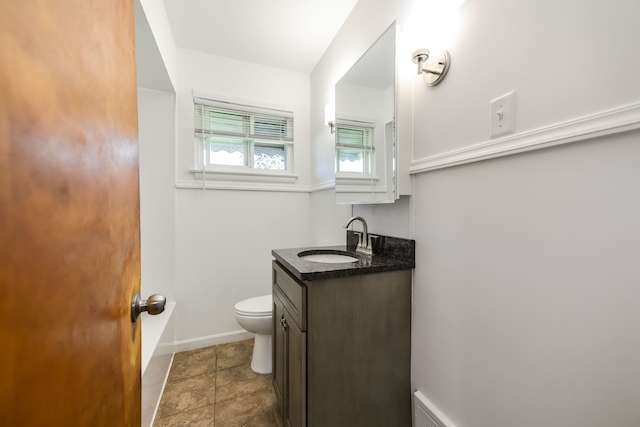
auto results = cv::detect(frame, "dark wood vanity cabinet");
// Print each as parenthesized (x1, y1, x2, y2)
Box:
(273, 264, 306, 427)
(272, 260, 412, 427)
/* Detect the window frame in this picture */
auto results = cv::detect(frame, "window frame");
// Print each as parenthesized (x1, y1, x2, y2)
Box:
(335, 119, 376, 177)
(193, 96, 295, 180)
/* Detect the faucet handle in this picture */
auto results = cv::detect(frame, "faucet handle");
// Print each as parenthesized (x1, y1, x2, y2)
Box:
(346, 230, 361, 251)
(355, 231, 373, 255)
(368, 234, 380, 254)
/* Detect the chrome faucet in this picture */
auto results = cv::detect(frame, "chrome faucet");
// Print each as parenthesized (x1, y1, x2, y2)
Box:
(344, 216, 371, 255)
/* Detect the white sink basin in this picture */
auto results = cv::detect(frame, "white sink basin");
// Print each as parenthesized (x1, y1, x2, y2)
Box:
(299, 252, 359, 263)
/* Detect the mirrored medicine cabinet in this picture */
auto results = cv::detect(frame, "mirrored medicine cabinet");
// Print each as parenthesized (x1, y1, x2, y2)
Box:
(334, 22, 398, 204)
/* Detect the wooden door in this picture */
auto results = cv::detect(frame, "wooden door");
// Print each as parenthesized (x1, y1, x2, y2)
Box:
(0, 1, 141, 426)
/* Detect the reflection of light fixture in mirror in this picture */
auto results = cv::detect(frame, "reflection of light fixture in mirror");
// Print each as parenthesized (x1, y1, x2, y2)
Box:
(325, 102, 336, 134)
(411, 49, 451, 86)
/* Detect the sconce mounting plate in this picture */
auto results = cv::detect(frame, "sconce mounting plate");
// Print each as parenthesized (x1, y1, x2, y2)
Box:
(412, 49, 451, 86)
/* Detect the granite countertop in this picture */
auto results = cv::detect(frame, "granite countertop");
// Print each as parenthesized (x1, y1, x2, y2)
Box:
(272, 233, 415, 281)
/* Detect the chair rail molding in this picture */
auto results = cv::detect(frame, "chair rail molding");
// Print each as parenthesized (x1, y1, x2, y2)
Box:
(309, 180, 335, 192)
(410, 101, 640, 174)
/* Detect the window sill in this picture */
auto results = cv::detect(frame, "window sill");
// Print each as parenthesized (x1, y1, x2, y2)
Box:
(191, 167, 296, 182)
(335, 173, 378, 186)
(178, 167, 302, 192)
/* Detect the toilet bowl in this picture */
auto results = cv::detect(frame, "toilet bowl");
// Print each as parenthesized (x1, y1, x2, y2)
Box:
(234, 294, 272, 374)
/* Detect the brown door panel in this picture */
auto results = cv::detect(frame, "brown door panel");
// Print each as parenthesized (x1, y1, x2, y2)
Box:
(0, 1, 141, 426)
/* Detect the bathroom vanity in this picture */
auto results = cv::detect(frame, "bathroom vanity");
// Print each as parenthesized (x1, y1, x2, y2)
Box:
(271, 233, 415, 427)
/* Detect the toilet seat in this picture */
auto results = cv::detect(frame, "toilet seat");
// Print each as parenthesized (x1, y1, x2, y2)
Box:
(234, 294, 272, 317)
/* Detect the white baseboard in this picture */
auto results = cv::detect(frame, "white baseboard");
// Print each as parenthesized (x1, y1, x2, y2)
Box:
(173, 329, 254, 353)
(414, 391, 457, 427)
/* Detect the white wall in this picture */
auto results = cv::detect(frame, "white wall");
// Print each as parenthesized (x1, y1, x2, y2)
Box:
(412, 130, 640, 426)
(138, 88, 176, 301)
(173, 48, 316, 344)
(137, 0, 177, 91)
(136, 9, 178, 423)
(174, 189, 311, 341)
(411, 0, 640, 160)
(309, 189, 352, 246)
(353, 195, 412, 239)
(137, 8, 352, 349)
(175, 48, 312, 186)
(311, 0, 640, 425)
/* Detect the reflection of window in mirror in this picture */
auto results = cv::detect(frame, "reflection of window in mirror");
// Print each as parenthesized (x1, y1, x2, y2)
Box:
(335, 121, 375, 174)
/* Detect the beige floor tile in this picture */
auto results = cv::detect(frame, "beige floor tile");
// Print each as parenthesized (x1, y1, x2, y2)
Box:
(153, 404, 215, 427)
(215, 389, 281, 427)
(156, 371, 216, 419)
(216, 339, 254, 370)
(215, 365, 271, 403)
(169, 347, 217, 381)
(154, 341, 282, 427)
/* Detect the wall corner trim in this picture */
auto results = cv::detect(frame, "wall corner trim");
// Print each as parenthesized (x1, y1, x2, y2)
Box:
(410, 101, 640, 174)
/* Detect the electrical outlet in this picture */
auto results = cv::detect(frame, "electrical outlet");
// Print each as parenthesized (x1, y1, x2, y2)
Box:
(490, 91, 515, 138)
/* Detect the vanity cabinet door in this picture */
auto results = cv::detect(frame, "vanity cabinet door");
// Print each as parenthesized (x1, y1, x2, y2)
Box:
(273, 288, 307, 427)
(286, 318, 305, 427)
(272, 293, 286, 415)
(273, 259, 308, 426)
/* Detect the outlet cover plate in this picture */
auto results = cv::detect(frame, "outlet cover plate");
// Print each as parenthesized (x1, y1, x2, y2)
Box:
(490, 91, 515, 138)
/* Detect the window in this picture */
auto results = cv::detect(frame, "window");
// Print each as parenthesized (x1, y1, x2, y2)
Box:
(335, 121, 375, 174)
(194, 98, 294, 173)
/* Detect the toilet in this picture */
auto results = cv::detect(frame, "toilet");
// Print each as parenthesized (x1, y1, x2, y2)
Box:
(234, 294, 273, 374)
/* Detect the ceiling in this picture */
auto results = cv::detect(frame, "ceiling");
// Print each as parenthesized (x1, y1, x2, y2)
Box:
(162, 0, 359, 74)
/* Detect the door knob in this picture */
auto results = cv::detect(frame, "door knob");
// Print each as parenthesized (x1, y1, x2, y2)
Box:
(131, 293, 166, 322)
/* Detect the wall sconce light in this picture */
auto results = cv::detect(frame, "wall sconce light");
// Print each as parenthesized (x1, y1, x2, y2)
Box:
(411, 49, 451, 86)
(325, 102, 336, 134)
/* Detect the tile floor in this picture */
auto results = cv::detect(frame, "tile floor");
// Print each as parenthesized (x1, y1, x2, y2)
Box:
(153, 339, 283, 427)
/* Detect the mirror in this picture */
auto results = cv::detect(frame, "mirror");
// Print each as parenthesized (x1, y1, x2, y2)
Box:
(335, 23, 397, 204)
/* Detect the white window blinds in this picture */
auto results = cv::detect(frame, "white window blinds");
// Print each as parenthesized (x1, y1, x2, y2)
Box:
(336, 125, 374, 150)
(335, 121, 375, 173)
(193, 97, 294, 172)
(194, 98, 294, 144)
